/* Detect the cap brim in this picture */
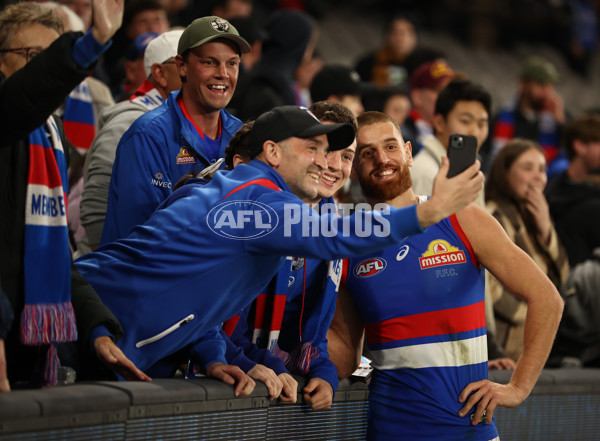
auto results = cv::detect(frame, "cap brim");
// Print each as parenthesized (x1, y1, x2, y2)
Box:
(297, 123, 356, 151)
(187, 34, 252, 54)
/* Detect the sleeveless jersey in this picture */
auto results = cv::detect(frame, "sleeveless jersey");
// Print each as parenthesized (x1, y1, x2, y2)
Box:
(344, 215, 499, 441)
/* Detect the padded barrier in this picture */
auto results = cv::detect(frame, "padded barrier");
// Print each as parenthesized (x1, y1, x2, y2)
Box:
(0, 369, 598, 440)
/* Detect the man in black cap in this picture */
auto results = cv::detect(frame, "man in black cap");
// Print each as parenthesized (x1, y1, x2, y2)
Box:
(101, 15, 251, 245)
(75, 105, 484, 389)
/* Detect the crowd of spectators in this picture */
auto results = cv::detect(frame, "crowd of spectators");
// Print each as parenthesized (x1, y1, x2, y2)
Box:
(0, 0, 599, 438)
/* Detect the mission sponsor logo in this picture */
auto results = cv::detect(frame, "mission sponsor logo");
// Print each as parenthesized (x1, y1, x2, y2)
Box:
(353, 258, 387, 278)
(419, 239, 466, 269)
(176, 147, 196, 165)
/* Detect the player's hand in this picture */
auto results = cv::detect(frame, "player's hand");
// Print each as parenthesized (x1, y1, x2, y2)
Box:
(278, 373, 298, 403)
(0, 339, 10, 393)
(488, 357, 517, 371)
(419, 158, 483, 227)
(303, 377, 334, 410)
(91, 0, 124, 44)
(247, 364, 282, 400)
(94, 336, 151, 382)
(206, 362, 255, 397)
(457, 380, 526, 425)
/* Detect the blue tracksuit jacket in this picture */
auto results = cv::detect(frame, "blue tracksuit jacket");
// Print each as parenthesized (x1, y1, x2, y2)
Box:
(75, 160, 424, 373)
(100, 90, 242, 245)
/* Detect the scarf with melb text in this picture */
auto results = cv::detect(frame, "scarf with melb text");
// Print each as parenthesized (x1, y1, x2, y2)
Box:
(23, 117, 77, 386)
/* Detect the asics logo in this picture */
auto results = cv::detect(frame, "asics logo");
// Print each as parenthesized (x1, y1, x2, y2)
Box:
(396, 245, 409, 261)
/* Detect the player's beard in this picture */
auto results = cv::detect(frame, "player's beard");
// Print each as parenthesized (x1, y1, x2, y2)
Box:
(359, 161, 412, 202)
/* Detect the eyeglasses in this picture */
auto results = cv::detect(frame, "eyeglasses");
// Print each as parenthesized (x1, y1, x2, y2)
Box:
(0, 46, 45, 63)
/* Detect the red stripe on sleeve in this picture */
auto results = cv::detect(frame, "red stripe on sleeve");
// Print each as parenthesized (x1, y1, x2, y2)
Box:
(449, 214, 478, 268)
(222, 179, 281, 199)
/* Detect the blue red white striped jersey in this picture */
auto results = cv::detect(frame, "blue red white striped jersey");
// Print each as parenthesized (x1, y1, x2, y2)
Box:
(344, 214, 499, 440)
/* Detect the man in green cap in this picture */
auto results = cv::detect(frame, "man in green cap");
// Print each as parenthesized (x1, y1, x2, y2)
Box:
(100, 16, 251, 244)
(485, 55, 569, 178)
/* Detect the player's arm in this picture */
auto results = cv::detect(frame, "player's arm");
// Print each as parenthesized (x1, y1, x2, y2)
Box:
(455, 204, 564, 425)
(326, 283, 365, 379)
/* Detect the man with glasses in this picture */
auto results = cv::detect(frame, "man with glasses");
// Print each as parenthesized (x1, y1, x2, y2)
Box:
(81, 29, 183, 250)
(100, 16, 251, 245)
(0, 0, 149, 393)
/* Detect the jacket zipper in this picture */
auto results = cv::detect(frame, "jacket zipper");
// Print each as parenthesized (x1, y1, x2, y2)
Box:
(135, 314, 195, 348)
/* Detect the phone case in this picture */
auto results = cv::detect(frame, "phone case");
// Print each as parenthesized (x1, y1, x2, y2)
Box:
(447, 134, 477, 178)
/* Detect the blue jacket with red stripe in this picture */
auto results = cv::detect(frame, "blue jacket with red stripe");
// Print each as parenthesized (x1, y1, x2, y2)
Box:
(74, 160, 426, 374)
(100, 90, 242, 245)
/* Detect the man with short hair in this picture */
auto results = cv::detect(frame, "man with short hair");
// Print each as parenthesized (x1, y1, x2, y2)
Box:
(81, 29, 183, 250)
(75, 105, 483, 388)
(100, 16, 250, 244)
(545, 113, 600, 266)
(98, 0, 170, 98)
(121, 31, 159, 99)
(401, 59, 454, 152)
(354, 15, 418, 87)
(486, 56, 568, 177)
(226, 101, 359, 410)
(328, 111, 563, 440)
(410, 78, 491, 207)
(0, 0, 148, 392)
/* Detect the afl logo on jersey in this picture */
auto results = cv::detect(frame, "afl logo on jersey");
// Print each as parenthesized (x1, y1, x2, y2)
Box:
(354, 258, 387, 278)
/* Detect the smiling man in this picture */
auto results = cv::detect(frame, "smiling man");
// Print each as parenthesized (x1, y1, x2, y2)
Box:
(410, 78, 491, 207)
(225, 102, 359, 411)
(75, 105, 484, 393)
(100, 16, 251, 244)
(327, 111, 563, 441)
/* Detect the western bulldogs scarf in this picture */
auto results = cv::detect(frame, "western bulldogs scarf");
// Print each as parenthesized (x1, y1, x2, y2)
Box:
(23, 117, 77, 386)
(224, 249, 342, 374)
(62, 79, 95, 153)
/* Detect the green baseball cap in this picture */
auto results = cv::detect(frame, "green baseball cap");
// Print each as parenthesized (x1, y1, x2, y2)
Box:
(177, 16, 251, 56)
(519, 56, 559, 84)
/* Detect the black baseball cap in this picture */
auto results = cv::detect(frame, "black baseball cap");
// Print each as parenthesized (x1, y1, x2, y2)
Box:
(310, 65, 375, 102)
(247, 105, 356, 158)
